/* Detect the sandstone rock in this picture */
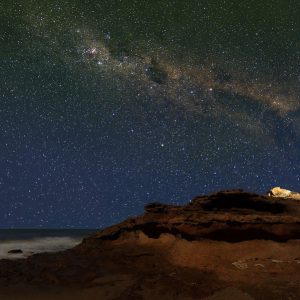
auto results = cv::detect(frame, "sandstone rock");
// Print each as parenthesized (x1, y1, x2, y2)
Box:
(0, 190, 300, 299)
(268, 186, 300, 200)
(90, 190, 300, 243)
(268, 187, 292, 197)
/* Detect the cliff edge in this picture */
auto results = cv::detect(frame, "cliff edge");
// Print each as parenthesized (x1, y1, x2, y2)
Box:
(0, 190, 299, 299)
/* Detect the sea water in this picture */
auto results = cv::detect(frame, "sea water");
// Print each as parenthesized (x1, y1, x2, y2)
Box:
(0, 229, 97, 260)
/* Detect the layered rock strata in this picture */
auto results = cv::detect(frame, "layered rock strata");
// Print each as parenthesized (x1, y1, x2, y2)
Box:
(0, 190, 299, 299)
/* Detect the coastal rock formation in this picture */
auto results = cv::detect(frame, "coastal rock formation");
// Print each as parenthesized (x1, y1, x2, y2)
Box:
(0, 190, 299, 299)
(86, 189, 300, 243)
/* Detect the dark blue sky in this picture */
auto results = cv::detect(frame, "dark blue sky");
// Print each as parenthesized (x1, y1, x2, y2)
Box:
(1, 0, 300, 228)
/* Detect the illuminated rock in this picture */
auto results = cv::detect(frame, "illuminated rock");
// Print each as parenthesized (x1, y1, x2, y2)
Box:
(268, 187, 300, 200)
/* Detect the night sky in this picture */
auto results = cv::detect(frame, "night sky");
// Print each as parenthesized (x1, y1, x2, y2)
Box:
(1, 1, 300, 228)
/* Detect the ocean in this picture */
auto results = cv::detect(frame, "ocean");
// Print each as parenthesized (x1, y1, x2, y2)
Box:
(0, 229, 97, 260)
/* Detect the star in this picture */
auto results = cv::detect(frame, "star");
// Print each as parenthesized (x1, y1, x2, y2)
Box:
(0, 0, 299, 229)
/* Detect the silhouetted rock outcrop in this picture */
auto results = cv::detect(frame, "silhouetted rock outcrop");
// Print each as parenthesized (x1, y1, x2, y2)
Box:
(87, 190, 300, 243)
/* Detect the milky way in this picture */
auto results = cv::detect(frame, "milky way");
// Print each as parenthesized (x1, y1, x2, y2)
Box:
(1, 1, 299, 228)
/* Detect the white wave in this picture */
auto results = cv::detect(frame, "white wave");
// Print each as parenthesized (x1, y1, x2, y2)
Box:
(0, 236, 82, 260)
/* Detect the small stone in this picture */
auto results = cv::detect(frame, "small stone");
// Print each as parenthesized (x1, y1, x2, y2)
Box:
(232, 260, 248, 270)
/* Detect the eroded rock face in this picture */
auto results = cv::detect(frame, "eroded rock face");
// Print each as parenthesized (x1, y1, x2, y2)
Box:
(88, 190, 300, 243)
(0, 190, 299, 299)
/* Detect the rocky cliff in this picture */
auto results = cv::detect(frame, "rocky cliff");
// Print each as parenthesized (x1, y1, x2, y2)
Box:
(0, 190, 300, 300)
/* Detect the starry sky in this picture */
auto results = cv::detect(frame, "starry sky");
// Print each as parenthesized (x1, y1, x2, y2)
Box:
(1, 0, 300, 228)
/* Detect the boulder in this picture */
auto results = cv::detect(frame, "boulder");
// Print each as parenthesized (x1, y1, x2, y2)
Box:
(268, 187, 300, 200)
(268, 187, 292, 197)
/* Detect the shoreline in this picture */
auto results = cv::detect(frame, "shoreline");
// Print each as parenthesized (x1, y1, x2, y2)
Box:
(0, 191, 299, 299)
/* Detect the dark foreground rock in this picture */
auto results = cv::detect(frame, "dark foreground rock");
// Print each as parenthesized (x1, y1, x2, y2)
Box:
(8, 249, 23, 254)
(0, 190, 299, 299)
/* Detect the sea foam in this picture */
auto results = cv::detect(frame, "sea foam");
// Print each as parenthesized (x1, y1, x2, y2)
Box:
(0, 236, 82, 260)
